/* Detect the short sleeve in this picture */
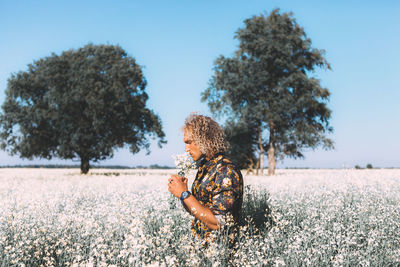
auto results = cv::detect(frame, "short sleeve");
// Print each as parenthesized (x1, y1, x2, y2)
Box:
(209, 164, 241, 225)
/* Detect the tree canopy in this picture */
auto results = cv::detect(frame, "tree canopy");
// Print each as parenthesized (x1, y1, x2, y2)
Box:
(0, 43, 166, 174)
(202, 9, 333, 175)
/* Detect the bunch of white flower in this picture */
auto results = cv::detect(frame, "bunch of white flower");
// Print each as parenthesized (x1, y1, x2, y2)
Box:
(172, 152, 196, 177)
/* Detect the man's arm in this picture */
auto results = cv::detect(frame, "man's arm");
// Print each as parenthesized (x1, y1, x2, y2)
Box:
(182, 195, 220, 230)
(208, 164, 242, 226)
(182, 202, 191, 213)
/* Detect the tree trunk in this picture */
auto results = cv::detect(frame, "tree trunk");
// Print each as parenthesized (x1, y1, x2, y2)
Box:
(80, 157, 90, 174)
(268, 122, 276, 176)
(246, 156, 255, 175)
(258, 124, 264, 175)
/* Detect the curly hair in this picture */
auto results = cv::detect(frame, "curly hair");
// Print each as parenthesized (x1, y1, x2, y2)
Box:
(183, 113, 229, 159)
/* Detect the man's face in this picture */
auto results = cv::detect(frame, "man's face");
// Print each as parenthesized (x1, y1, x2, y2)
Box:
(184, 130, 203, 161)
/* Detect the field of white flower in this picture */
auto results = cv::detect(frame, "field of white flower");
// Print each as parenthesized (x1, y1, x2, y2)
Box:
(1, 168, 399, 266)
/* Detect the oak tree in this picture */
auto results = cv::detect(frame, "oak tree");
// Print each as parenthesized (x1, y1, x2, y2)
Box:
(202, 9, 333, 175)
(0, 44, 166, 173)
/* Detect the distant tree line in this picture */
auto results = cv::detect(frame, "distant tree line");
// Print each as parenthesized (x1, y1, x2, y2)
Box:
(0, 164, 174, 169)
(0, 164, 133, 169)
(355, 163, 374, 169)
(136, 164, 174, 169)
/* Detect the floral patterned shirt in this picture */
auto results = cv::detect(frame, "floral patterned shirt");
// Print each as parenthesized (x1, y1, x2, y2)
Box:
(190, 153, 243, 243)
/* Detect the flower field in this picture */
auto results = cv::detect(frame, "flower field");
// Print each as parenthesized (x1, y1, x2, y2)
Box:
(1, 168, 400, 266)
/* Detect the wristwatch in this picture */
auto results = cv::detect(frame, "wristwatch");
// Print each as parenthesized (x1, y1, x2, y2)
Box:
(180, 191, 191, 203)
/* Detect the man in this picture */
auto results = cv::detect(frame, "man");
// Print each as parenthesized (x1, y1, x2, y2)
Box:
(168, 114, 244, 247)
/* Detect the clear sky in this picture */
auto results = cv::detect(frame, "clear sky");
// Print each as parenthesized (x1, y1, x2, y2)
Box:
(0, 0, 399, 168)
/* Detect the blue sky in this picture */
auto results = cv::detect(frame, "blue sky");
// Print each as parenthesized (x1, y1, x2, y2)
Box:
(0, 0, 399, 168)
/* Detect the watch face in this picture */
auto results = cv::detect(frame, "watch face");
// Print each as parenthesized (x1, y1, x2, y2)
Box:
(181, 191, 190, 200)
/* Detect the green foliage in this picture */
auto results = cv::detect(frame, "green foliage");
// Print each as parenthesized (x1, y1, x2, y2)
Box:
(240, 185, 275, 231)
(224, 119, 258, 169)
(0, 44, 166, 173)
(366, 163, 373, 169)
(202, 9, 334, 173)
(355, 165, 362, 169)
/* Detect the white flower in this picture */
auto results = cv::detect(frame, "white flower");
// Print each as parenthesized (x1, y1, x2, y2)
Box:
(2, 168, 400, 266)
(275, 257, 286, 266)
(172, 152, 196, 176)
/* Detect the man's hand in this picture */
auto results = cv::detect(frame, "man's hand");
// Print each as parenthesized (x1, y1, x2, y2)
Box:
(168, 174, 188, 198)
(168, 174, 220, 230)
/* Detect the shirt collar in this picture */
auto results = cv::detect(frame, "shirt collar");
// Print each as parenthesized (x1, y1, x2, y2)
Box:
(196, 152, 225, 168)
